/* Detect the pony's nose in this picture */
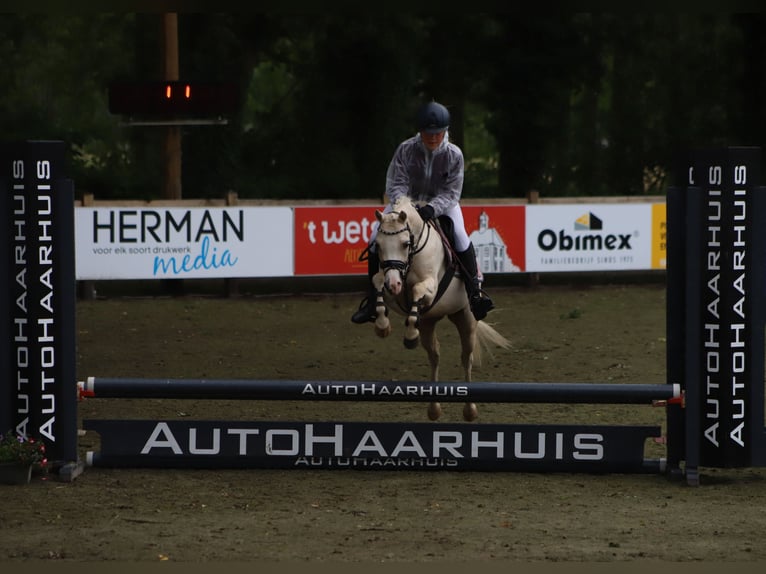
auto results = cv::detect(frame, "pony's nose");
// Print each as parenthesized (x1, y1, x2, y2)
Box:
(385, 271, 403, 295)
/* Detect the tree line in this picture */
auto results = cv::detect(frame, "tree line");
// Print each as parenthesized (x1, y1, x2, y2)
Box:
(1, 13, 764, 201)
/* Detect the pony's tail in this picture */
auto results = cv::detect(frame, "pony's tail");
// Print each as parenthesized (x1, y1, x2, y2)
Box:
(472, 320, 511, 368)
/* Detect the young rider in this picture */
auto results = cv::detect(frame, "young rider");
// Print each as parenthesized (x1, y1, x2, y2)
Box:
(351, 100, 494, 324)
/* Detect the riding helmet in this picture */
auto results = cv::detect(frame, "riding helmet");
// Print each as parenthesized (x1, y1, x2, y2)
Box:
(416, 101, 450, 134)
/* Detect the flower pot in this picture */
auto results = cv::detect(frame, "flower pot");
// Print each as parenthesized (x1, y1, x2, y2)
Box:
(0, 462, 32, 485)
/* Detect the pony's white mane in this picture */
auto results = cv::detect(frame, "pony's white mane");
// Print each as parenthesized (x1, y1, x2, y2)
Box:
(394, 196, 418, 211)
(390, 196, 421, 225)
(376, 196, 422, 234)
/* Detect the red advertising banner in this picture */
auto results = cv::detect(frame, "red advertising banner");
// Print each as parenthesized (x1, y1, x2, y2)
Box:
(461, 205, 526, 273)
(294, 204, 526, 276)
(294, 205, 383, 275)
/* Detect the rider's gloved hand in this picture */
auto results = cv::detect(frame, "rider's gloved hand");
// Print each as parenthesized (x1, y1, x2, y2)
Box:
(417, 204, 435, 221)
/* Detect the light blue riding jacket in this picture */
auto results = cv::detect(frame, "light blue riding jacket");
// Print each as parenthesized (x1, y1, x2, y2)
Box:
(375, 131, 471, 252)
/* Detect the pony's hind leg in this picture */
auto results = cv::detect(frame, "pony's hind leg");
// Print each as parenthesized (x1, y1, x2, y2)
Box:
(428, 402, 443, 421)
(462, 402, 478, 422)
(419, 320, 440, 381)
(449, 308, 478, 421)
(419, 320, 442, 420)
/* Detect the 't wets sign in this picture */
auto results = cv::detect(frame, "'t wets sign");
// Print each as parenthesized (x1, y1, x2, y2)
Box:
(294, 206, 382, 275)
(293, 204, 527, 276)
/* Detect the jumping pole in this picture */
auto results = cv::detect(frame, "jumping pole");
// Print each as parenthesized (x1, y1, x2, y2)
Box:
(80, 377, 681, 405)
(80, 378, 676, 473)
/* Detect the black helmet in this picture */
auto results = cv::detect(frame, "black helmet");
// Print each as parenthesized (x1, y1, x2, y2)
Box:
(416, 101, 450, 134)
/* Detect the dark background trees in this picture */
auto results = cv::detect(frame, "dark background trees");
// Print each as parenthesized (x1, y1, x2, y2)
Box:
(1, 13, 764, 201)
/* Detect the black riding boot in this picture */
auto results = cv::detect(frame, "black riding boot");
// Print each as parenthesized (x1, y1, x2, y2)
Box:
(351, 250, 380, 324)
(456, 244, 494, 321)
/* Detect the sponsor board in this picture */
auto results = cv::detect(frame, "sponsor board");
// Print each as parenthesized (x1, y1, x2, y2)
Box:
(75, 206, 293, 279)
(463, 205, 526, 273)
(294, 204, 526, 275)
(84, 419, 660, 473)
(652, 202, 667, 269)
(525, 204, 654, 272)
(73, 202, 665, 280)
(294, 205, 382, 275)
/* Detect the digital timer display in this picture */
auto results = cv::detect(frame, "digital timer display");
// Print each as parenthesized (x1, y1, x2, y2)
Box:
(108, 81, 239, 117)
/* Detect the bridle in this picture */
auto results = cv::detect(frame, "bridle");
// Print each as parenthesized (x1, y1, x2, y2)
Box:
(377, 212, 432, 283)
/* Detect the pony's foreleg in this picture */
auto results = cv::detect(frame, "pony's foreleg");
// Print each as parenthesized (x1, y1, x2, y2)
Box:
(371, 273, 391, 338)
(403, 278, 437, 350)
(403, 303, 420, 349)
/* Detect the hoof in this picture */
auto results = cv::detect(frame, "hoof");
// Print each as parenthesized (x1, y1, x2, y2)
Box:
(428, 402, 442, 421)
(374, 324, 392, 338)
(403, 336, 419, 349)
(463, 402, 478, 422)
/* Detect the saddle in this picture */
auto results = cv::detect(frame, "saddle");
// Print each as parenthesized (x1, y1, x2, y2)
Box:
(433, 215, 457, 272)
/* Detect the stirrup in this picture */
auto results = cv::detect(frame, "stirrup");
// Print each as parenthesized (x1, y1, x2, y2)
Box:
(351, 296, 377, 324)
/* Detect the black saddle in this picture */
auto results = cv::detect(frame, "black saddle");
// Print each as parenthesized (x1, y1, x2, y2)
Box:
(434, 215, 457, 269)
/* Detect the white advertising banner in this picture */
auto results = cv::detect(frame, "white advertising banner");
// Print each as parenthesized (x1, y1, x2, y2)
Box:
(75, 206, 294, 279)
(525, 203, 654, 272)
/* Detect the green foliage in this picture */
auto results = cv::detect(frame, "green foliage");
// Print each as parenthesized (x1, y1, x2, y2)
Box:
(1, 13, 764, 200)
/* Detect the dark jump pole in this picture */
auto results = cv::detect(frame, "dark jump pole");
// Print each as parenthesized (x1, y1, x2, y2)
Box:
(80, 377, 680, 405)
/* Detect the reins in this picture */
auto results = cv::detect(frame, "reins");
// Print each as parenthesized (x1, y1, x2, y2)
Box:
(377, 210, 431, 280)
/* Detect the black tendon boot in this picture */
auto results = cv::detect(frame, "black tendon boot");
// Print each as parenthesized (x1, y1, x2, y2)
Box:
(456, 245, 494, 321)
(351, 250, 380, 324)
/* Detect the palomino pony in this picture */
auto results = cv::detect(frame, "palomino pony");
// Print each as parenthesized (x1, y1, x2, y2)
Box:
(370, 196, 510, 421)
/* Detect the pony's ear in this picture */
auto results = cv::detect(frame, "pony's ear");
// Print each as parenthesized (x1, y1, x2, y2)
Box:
(375, 210, 384, 221)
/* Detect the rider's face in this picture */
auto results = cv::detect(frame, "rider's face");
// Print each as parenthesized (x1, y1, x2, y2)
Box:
(420, 130, 445, 151)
